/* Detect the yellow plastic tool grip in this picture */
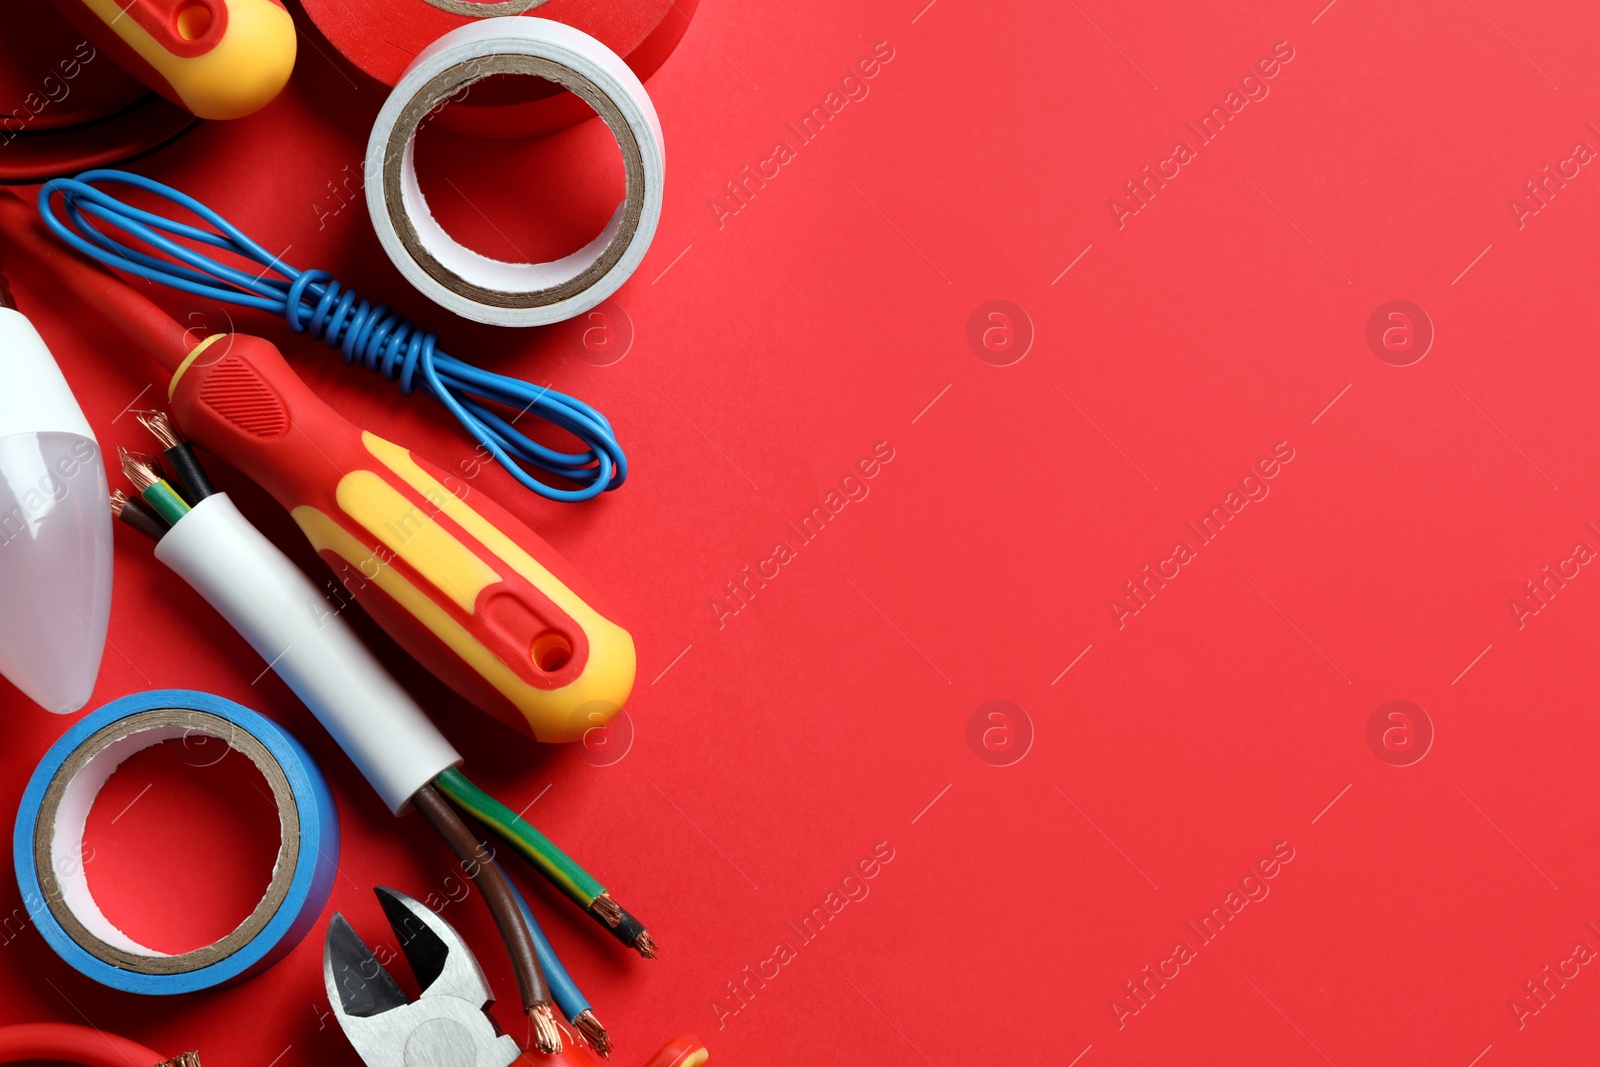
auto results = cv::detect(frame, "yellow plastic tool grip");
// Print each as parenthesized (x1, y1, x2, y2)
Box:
(53, 0, 296, 120)
(167, 334, 637, 743)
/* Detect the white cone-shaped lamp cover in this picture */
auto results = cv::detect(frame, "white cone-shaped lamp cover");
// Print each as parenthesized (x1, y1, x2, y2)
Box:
(0, 309, 112, 713)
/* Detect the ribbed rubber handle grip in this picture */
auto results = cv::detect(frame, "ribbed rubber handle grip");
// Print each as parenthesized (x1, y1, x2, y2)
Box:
(168, 334, 636, 742)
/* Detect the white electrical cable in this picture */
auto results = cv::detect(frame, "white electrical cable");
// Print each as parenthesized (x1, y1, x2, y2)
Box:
(153, 494, 460, 813)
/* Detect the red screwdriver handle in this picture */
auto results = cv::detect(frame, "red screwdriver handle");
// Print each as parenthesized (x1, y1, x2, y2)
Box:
(167, 334, 635, 742)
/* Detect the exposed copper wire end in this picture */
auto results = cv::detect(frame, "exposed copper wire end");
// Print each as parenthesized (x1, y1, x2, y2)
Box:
(530, 1004, 563, 1056)
(592, 892, 655, 956)
(156, 1053, 202, 1067)
(591, 893, 623, 928)
(137, 410, 183, 449)
(118, 448, 163, 493)
(633, 930, 658, 959)
(575, 1009, 612, 1059)
(109, 489, 129, 518)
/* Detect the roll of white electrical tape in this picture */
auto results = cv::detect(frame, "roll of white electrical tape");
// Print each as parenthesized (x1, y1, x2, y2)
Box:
(365, 17, 665, 327)
(13, 690, 339, 995)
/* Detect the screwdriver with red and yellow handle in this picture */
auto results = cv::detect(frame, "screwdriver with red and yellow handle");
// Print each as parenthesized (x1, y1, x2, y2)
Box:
(0, 191, 636, 744)
(49, 0, 296, 120)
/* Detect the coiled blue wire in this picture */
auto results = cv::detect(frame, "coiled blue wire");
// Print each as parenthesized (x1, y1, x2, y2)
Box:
(37, 170, 626, 503)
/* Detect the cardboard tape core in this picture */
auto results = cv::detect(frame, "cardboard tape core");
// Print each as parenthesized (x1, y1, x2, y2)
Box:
(422, 0, 549, 14)
(383, 55, 646, 310)
(15, 690, 338, 994)
(33, 708, 299, 974)
(366, 18, 664, 327)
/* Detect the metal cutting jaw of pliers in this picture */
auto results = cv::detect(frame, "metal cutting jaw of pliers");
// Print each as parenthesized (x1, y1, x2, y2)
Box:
(325, 886, 522, 1067)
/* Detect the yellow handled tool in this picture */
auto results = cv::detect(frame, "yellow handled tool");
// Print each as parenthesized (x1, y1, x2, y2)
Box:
(50, 0, 295, 119)
(0, 191, 636, 743)
(167, 334, 638, 743)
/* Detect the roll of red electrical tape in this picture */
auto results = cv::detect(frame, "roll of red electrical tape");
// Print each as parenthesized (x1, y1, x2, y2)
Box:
(299, 0, 698, 138)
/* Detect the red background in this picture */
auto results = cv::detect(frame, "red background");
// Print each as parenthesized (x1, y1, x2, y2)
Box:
(5, 0, 1600, 1064)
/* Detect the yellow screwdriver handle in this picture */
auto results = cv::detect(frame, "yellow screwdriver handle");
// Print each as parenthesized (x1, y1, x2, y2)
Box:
(51, 0, 296, 119)
(169, 334, 637, 743)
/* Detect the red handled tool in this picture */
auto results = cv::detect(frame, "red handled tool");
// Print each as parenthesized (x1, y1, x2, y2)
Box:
(0, 191, 636, 743)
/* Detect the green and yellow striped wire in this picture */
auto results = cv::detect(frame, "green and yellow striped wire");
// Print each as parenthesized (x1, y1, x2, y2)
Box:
(139, 479, 189, 525)
(433, 768, 655, 956)
(119, 450, 190, 525)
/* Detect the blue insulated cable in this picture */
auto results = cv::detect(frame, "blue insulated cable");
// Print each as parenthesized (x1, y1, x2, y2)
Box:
(496, 857, 590, 1023)
(38, 170, 626, 503)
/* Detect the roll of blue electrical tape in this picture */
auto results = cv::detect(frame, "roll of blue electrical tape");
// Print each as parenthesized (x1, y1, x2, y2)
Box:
(13, 689, 340, 995)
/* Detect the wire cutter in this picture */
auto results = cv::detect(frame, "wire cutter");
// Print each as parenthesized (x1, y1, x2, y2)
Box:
(325, 887, 522, 1067)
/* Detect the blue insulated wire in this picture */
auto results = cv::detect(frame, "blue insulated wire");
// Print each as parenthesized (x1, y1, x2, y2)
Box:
(38, 170, 626, 503)
(496, 857, 590, 1023)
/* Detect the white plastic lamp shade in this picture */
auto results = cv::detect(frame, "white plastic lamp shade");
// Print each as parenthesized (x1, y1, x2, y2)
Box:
(0, 309, 112, 714)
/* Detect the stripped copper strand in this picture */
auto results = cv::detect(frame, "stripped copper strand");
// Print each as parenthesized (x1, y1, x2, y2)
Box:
(157, 1054, 202, 1067)
(575, 1009, 612, 1059)
(136, 410, 215, 502)
(109, 489, 169, 541)
(137, 410, 182, 449)
(118, 448, 163, 493)
(589, 893, 655, 958)
(592, 894, 623, 926)
(118, 448, 191, 526)
(412, 786, 561, 1055)
(530, 1004, 563, 1057)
